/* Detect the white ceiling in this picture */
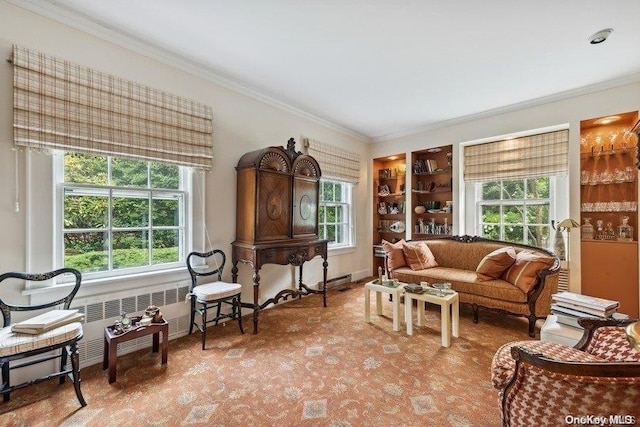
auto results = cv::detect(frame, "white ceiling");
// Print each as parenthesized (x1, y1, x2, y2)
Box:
(11, 0, 640, 141)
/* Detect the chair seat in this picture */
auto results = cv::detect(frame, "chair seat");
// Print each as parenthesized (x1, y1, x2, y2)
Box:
(193, 282, 242, 302)
(0, 322, 83, 357)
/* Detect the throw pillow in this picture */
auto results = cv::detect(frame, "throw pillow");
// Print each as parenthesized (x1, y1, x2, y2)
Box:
(476, 247, 517, 281)
(381, 239, 407, 271)
(501, 250, 555, 293)
(402, 241, 438, 270)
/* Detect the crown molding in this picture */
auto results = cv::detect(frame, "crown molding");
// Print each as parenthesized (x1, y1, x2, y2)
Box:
(8, 1, 640, 145)
(371, 71, 640, 142)
(7, 0, 370, 142)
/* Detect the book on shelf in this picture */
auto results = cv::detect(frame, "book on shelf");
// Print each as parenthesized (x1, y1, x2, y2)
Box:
(11, 309, 84, 335)
(552, 291, 619, 312)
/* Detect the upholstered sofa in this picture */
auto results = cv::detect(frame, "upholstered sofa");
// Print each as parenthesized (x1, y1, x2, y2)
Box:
(385, 235, 560, 337)
(491, 317, 640, 426)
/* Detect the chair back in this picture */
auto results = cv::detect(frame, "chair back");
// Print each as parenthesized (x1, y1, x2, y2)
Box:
(0, 268, 82, 327)
(186, 250, 227, 290)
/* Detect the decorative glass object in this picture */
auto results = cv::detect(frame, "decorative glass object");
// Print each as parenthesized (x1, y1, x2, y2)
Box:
(581, 218, 594, 240)
(617, 216, 633, 242)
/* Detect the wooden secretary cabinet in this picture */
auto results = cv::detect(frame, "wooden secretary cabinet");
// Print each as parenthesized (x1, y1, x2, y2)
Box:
(232, 138, 328, 333)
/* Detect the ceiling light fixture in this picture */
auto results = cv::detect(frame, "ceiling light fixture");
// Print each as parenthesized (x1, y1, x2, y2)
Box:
(588, 28, 613, 45)
(593, 115, 621, 125)
(387, 155, 398, 160)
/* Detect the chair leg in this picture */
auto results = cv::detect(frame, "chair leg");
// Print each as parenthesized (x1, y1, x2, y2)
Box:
(235, 296, 244, 334)
(188, 298, 196, 335)
(59, 346, 68, 385)
(215, 302, 222, 326)
(68, 342, 87, 407)
(201, 304, 207, 350)
(1, 360, 9, 402)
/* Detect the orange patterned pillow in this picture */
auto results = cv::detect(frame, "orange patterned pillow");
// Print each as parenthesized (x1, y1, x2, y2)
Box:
(402, 242, 438, 270)
(501, 250, 555, 293)
(382, 239, 407, 271)
(476, 247, 517, 281)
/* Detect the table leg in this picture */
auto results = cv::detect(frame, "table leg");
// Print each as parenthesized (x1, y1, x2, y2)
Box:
(108, 339, 118, 384)
(441, 302, 451, 347)
(417, 297, 425, 327)
(161, 324, 168, 365)
(252, 269, 260, 334)
(322, 257, 328, 307)
(452, 297, 459, 338)
(152, 331, 159, 353)
(405, 294, 414, 336)
(375, 291, 382, 316)
(102, 337, 108, 370)
(392, 291, 400, 331)
(364, 287, 371, 322)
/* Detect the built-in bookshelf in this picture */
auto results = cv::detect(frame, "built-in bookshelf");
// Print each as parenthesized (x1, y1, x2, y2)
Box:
(410, 145, 453, 240)
(372, 154, 406, 274)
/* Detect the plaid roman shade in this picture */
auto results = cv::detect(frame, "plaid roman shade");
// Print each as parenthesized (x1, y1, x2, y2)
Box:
(464, 129, 569, 182)
(11, 45, 214, 169)
(302, 136, 361, 183)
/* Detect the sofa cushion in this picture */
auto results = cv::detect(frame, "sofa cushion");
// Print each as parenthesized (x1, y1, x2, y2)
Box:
(476, 246, 517, 281)
(392, 266, 528, 303)
(402, 241, 438, 270)
(382, 239, 407, 271)
(502, 250, 555, 293)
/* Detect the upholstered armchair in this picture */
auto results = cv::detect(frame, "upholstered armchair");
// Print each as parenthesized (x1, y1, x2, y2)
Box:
(491, 317, 640, 427)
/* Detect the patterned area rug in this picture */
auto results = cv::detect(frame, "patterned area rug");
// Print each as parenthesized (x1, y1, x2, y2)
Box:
(1, 282, 536, 426)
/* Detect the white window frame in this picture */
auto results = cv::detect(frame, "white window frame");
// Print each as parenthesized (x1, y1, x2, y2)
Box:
(51, 151, 196, 283)
(465, 175, 568, 250)
(319, 179, 355, 249)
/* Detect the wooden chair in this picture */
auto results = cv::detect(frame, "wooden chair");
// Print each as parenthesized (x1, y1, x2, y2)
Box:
(186, 250, 244, 349)
(491, 317, 640, 426)
(0, 268, 86, 406)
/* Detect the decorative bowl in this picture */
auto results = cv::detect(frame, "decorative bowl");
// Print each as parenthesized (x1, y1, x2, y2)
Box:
(414, 205, 426, 214)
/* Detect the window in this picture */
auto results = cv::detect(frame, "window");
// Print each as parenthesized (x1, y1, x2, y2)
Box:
(474, 177, 553, 248)
(319, 179, 354, 247)
(59, 153, 188, 278)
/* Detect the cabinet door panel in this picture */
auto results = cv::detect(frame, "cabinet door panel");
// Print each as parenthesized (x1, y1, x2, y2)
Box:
(292, 177, 318, 239)
(256, 172, 291, 241)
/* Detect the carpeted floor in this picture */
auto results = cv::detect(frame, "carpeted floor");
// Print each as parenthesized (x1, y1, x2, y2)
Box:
(0, 282, 537, 426)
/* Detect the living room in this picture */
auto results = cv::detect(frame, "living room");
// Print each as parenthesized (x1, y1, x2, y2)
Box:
(1, 1, 639, 425)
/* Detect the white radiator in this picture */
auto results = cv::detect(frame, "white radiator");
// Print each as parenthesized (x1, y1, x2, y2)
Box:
(71, 281, 192, 368)
(322, 274, 352, 290)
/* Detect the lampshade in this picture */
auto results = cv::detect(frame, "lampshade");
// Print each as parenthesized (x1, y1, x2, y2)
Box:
(557, 218, 580, 230)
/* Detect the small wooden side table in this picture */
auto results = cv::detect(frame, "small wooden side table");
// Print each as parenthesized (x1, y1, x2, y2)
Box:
(103, 320, 169, 383)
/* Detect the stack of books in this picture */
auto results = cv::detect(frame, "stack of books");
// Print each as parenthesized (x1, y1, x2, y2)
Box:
(11, 309, 84, 335)
(551, 291, 619, 329)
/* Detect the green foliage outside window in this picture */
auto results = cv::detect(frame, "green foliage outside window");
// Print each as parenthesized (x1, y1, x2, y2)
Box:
(479, 178, 550, 248)
(319, 180, 350, 246)
(63, 153, 183, 273)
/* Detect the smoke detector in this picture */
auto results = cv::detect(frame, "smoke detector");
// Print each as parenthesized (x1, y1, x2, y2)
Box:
(588, 28, 613, 45)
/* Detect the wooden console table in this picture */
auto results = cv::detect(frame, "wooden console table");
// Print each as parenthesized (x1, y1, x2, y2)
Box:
(231, 239, 328, 334)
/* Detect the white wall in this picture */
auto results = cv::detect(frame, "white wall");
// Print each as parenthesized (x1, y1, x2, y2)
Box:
(0, 1, 372, 311)
(371, 81, 640, 292)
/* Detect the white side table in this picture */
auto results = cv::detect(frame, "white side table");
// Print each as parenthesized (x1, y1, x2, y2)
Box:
(405, 290, 459, 347)
(364, 280, 405, 331)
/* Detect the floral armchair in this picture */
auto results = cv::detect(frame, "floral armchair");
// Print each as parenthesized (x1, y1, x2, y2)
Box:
(491, 317, 640, 427)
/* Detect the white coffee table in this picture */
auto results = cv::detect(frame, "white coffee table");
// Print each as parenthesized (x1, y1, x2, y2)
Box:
(364, 279, 405, 331)
(405, 288, 459, 347)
